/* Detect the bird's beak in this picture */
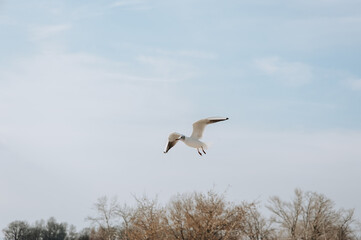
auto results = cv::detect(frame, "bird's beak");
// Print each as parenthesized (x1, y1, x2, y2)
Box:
(164, 141, 176, 153)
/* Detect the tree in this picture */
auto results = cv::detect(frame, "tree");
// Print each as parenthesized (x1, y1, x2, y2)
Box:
(65, 225, 78, 240)
(27, 220, 44, 240)
(86, 196, 120, 240)
(267, 188, 358, 240)
(42, 217, 67, 240)
(166, 190, 249, 240)
(3, 189, 360, 240)
(118, 196, 167, 240)
(2, 221, 30, 240)
(241, 203, 276, 240)
(267, 189, 303, 239)
(77, 228, 91, 240)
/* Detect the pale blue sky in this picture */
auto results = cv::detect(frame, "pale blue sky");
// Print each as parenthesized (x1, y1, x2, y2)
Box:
(1, 0, 361, 233)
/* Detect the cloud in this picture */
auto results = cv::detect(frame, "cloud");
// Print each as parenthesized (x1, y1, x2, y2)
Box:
(0, 47, 198, 229)
(110, 0, 150, 10)
(136, 55, 199, 82)
(0, 15, 17, 26)
(177, 50, 217, 60)
(28, 24, 71, 41)
(150, 48, 217, 60)
(0, 49, 194, 160)
(347, 78, 361, 90)
(254, 57, 314, 86)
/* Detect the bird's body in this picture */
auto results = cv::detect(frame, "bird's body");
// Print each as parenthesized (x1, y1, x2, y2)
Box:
(164, 117, 228, 155)
(182, 136, 207, 149)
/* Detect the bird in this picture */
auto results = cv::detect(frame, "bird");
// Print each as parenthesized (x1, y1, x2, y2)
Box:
(164, 117, 229, 156)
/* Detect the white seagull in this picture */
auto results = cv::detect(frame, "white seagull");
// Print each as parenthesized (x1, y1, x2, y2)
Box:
(164, 117, 229, 156)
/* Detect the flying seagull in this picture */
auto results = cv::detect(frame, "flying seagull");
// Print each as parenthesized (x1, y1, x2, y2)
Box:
(164, 117, 229, 156)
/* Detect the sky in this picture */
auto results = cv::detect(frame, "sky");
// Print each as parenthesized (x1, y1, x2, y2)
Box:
(1, 0, 361, 233)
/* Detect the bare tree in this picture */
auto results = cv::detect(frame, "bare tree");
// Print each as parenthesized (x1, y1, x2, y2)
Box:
(117, 195, 168, 240)
(42, 217, 67, 240)
(65, 225, 78, 240)
(166, 190, 249, 240)
(267, 189, 358, 240)
(267, 189, 303, 239)
(241, 203, 276, 240)
(87, 196, 120, 240)
(3, 189, 360, 240)
(334, 208, 356, 240)
(2, 221, 30, 240)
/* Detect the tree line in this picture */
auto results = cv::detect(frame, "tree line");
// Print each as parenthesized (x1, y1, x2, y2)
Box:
(2, 189, 360, 240)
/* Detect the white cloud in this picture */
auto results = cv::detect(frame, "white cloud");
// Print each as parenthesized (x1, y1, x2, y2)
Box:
(28, 24, 71, 41)
(177, 50, 217, 60)
(110, 0, 150, 10)
(254, 57, 314, 86)
(0, 47, 198, 229)
(347, 78, 361, 90)
(136, 55, 199, 82)
(1, 50, 361, 232)
(0, 49, 194, 161)
(150, 48, 217, 60)
(0, 15, 17, 26)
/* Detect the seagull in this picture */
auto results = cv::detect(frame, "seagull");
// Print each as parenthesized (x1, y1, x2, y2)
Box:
(164, 117, 229, 156)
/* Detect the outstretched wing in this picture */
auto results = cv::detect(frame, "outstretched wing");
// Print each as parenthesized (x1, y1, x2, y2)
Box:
(190, 117, 229, 139)
(164, 132, 182, 153)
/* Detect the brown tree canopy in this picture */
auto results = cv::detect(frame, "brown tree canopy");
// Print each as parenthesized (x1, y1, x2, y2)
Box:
(267, 189, 358, 240)
(3, 189, 360, 240)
